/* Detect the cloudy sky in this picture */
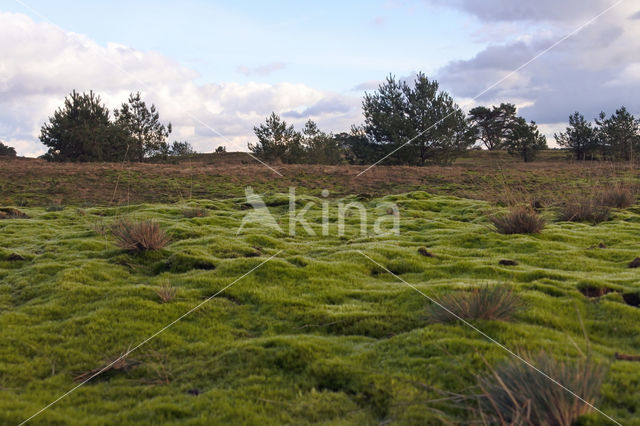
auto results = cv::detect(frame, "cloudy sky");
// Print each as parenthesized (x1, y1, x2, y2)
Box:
(1, 0, 639, 157)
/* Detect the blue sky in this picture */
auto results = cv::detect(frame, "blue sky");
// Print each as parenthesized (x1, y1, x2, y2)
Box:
(1, 0, 639, 155)
(6, 0, 486, 90)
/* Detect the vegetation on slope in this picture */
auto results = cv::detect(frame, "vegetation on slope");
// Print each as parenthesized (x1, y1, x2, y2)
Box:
(1, 192, 639, 424)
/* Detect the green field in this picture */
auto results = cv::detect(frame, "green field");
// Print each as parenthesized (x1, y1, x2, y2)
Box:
(1, 187, 640, 424)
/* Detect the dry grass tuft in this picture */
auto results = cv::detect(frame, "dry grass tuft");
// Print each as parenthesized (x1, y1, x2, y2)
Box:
(428, 285, 522, 323)
(598, 185, 636, 209)
(111, 219, 170, 251)
(73, 349, 140, 383)
(155, 281, 177, 303)
(558, 197, 610, 223)
(476, 352, 606, 426)
(0, 207, 28, 219)
(490, 207, 545, 234)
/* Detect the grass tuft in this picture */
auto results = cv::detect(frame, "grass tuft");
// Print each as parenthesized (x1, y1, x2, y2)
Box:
(490, 207, 545, 234)
(428, 285, 522, 323)
(155, 281, 177, 303)
(476, 352, 606, 426)
(111, 219, 170, 251)
(558, 196, 610, 223)
(598, 185, 636, 209)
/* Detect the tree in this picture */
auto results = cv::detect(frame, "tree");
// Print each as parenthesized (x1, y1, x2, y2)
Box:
(301, 120, 342, 165)
(506, 118, 547, 162)
(114, 92, 172, 161)
(169, 141, 195, 156)
(40, 91, 127, 162)
(335, 127, 383, 165)
(554, 112, 599, 160)
(468, 103, 518, 150)
(249, 112, 303, 163)
(0, 141, 16, 157)
(595, 106, 639, 161)
(362, 73, 471, 165)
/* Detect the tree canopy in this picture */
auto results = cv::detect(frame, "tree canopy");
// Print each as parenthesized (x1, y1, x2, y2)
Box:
(362, 73, 471, 165)
(114, 92, 172, 161)
(40, 90, 128, 162)
(505, 118, 547, 162)
(0, 141, 17, 157)
(468, 103, 519, 150)
(40, 91, 179, 162)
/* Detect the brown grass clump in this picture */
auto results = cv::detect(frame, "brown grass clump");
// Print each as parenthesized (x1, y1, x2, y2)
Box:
(476, 352, 606, 426)
(73, 349, 140, 383)
(0, 207, 28, 219)
(428, 285, 522, 323)
(111, 219, 170, 251)
(598, 185, 636, 209)
(558, 197, 610, 223)
(155, 281, 177, 303)
(490, 207, 545, 234)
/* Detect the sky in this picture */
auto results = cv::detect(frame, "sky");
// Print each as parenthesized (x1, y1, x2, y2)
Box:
(1, 0, 639, 157)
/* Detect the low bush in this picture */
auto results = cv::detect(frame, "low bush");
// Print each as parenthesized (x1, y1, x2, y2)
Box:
(490, 207, 545, 234)
(428, 285, 522, 323)
(111, 219, 170, 251)
(476, 352, 606, 426)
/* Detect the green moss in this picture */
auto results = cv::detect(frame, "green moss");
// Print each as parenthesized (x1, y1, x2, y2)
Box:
(1, 193, 639, 424)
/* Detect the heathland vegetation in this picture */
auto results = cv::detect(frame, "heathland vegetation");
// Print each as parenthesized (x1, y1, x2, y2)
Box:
(1, 71, 640, 424)
(1, 150, 640, 424)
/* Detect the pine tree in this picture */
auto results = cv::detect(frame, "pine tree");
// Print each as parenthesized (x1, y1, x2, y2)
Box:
(40, 91, 126, 162)
(554, 112, 599, 160)
(362, 73, 470, 165)
(114, 92, 172, 161)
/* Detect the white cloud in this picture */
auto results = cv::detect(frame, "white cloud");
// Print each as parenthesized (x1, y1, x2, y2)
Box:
(435, 1, 640, 128)
(0, 12, 362, 156)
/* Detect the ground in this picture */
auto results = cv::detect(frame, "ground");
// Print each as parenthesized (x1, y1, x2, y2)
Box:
(0, 152, 639, 424)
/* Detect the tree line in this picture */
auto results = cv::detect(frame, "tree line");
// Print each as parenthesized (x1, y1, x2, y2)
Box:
(250, 73, 548, 165)
(554, 108, 640, 161)
(39, 91, 192, 162)
(27, 72, 638, 165)
(0, 141, 17, 157)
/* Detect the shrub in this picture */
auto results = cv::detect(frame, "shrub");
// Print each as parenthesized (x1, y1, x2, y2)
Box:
(111, 219, 170, 251)
(490, 207, 545, 234)
(428, 285, 522, 323)
(598, 185, 636, 209)
(476, 352, 606, 426)
(155, 281, 176, 303)
(558, 197, 610, 223)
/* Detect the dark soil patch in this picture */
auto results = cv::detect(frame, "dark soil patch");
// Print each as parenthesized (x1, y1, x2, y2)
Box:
(499, 259, 518, 266)
(7, 253, 26, 261)
(579, 286, 615, 298)
(622, 293, 640, 307)
(417, 247, 434, 257)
